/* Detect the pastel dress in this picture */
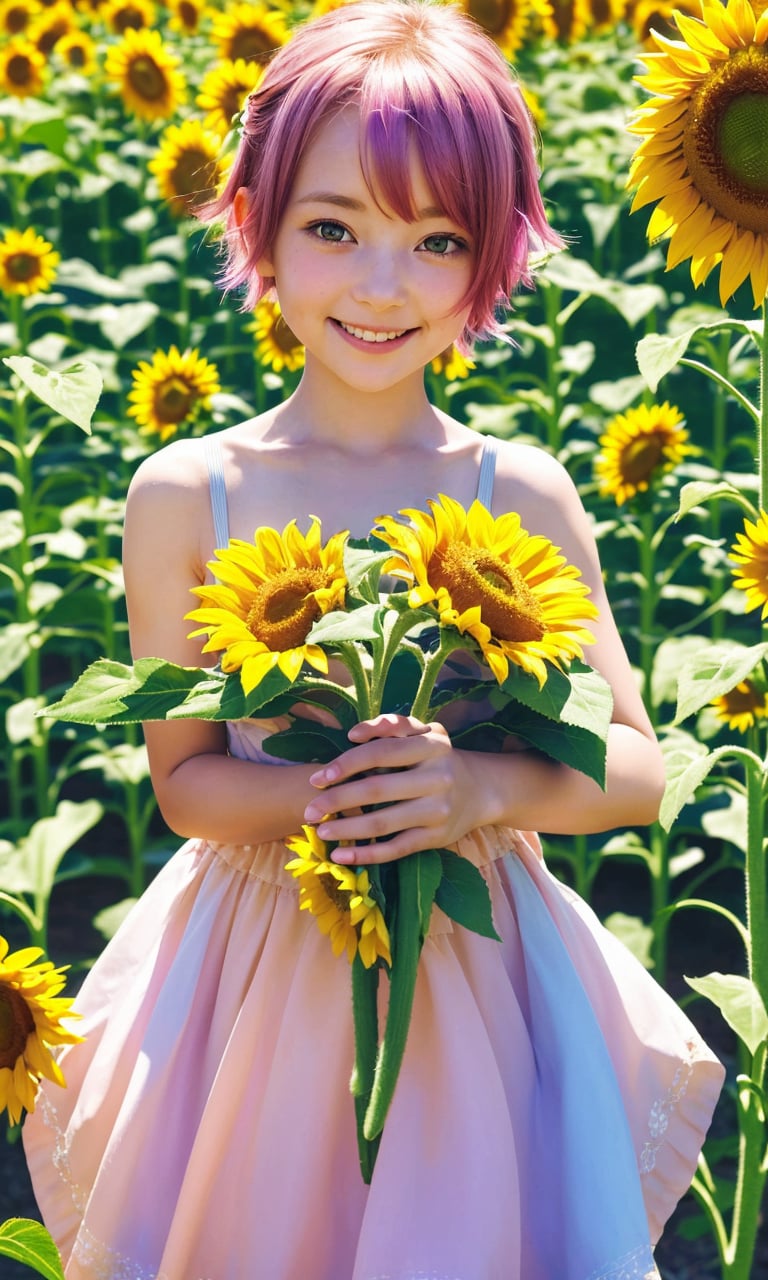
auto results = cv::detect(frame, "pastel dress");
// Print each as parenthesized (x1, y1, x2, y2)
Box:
(24, 436, 725, 1280)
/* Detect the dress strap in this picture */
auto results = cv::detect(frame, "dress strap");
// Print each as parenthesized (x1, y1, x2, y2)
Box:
(475, 435, 498, 509)
(203, 435, 230, 551)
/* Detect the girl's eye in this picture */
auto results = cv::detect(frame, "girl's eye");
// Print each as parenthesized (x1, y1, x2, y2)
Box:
(420, 233, 466, 256)
(309, 221, 352, 243)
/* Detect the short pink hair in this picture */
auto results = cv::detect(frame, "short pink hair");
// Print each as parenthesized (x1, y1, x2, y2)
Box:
(202, 0, 563, 350)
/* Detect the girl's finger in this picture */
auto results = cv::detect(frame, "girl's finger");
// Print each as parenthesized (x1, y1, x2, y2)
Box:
(347, 714, 431, 742)
(307, 732, 439, 793)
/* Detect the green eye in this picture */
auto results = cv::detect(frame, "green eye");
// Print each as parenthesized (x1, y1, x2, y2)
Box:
(422, 234, 453, 254)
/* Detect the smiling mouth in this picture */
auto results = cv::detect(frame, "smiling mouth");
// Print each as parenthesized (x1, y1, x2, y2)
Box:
(336, 320, 411, 343)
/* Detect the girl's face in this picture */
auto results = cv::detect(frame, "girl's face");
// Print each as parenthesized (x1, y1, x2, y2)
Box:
(253, 107, 474, 397)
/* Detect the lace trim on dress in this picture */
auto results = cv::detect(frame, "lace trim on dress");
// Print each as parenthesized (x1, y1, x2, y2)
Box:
(585, 1244, 660, 1280)
(639, 1039, 696, 1175)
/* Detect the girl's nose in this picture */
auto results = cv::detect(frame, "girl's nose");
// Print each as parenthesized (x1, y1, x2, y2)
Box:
(350, 249, 408, 310)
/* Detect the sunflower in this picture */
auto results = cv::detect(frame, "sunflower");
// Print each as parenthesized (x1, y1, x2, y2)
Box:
(249, 298, 305, 373)
(196, 57, 263, 137)
(185, 517, 349, 692)
(102, 0, 155, 31)
(534, 0, 592, 42)
(211, 1, 289, 63)
(149, 119, 228, 218)
(310, 0, 360, 17)
(104, 28, 185, 121)
(595, 402, 693, 506)
(28, 0, 75, 53)
(168, 0, 208, 33)
(375, 494, 598, 687)
(710, 677, 768, 732)
(588, 0, 628, 32)
(55, 25, 95, 71)
(0, 0, 40, 36)
(0, 35, 46, 95)
(630, 0, 703, 47)
(731, 510, 768, 617)
(0, 226, 59, 296)
(628, 0, 768, 308)
(0, 936, 82, 1127)
(430, 345, 474, 379)
(127, 345, 220, 442)
(456, 0, 533, 58)
(285, 826, 392, 968)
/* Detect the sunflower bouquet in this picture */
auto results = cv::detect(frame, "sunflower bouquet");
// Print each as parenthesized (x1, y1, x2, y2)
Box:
(43, 494, 612, 1180)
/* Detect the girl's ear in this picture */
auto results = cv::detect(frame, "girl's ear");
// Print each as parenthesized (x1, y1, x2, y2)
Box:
(234, 186, 275, 278)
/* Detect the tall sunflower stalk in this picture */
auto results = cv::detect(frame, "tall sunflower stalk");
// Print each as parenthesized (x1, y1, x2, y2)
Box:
(42, 495, 611, 1181)
(627, 1, 768, 1271)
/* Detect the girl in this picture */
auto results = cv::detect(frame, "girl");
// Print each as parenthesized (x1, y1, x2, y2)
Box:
(24, 4, 724, 1277)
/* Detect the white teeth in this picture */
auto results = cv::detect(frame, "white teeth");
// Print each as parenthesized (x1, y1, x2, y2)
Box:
(339, 322, 407, 343)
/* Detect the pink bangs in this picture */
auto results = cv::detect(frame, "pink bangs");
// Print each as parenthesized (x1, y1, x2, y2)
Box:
(201, 1, 563, 351)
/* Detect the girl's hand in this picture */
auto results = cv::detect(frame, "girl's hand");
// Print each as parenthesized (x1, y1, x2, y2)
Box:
(302, 713, 484, 863)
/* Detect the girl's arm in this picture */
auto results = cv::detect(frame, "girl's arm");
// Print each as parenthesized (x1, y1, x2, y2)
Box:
(302, 448, 667, 863)
(123, 445, 317, 845)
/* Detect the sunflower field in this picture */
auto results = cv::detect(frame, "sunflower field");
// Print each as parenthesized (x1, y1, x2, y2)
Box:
(1, 0, 767, 1275)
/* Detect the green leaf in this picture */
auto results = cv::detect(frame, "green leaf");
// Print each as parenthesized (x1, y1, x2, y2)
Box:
(262, 722, 349, 764)
(307, 605, 383, 644)
(603, 913, 654, 970)
(343, 541, 394, 603)
(435, 849, 501, 940)
(674, 641, 768, 725)
(685, 973, 768, 1056)
(495, 660, 613, 739)
(3, 356, 102, 433)
(0, 1219, 65, 1280)
(0, 622, 37, 682)
(414, 848, 443, 937)
(660, 744, 736, 831)
(0, 799, 102, 901)
(676, 480, 756, 522)
(41, 658, 219, 724)
(636, 319, 760, 391)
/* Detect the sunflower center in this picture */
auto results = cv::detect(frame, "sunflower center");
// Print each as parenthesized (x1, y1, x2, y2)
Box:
(467, 0, 516, 37)
(720, 95, 768, 192)
(7, 52, 33, 85)
(154, 376, 197, 423)
(178, 1, 199, 29)
(245, 568, 326, 650)
(5, 251, 40, 282)
(0, 983, 34, 1070)
(432, 542, 546, 642)
(114, 7, 147, 32)
(227, 26, 274, 61)
(317, 871, 352, 914)
(619, 433, 664, 484)
(66, 42, 88, 68)
(4, 7, 29, 34)
(128, 54, 167, 102)
(724, 681, 762, 716)
(683, 48, 768, 234)
(272, 313, 301, 355)
(171, 149, 218, 201)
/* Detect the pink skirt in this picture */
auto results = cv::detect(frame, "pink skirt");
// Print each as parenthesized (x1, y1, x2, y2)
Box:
(24, 825, 724, 1280)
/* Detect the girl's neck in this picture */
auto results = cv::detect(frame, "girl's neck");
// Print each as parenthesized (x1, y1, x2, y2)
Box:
(267, 356, 448, 456)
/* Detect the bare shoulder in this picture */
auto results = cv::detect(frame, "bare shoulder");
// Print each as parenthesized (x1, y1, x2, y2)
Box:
(492, 440, 588, 544)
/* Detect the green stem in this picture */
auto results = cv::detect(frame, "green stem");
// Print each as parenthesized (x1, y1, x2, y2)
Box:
(759, 301, 768, 513)
(350, 954, 381, 1183)
(409, 633, 467, 723)
(368, 610, 424, 715)
(745, 755, 768, 1014)
(335, 642, 373, 722)
(724, 1047, 768, 1279)
(679, 358, 760, 425)
(648, 823, 669, 983)
(363, 854, 422, 1141)
(638, 508, 658, 722)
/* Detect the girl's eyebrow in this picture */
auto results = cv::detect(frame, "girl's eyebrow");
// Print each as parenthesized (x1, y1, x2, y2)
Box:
(295, 191, 447, 220)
